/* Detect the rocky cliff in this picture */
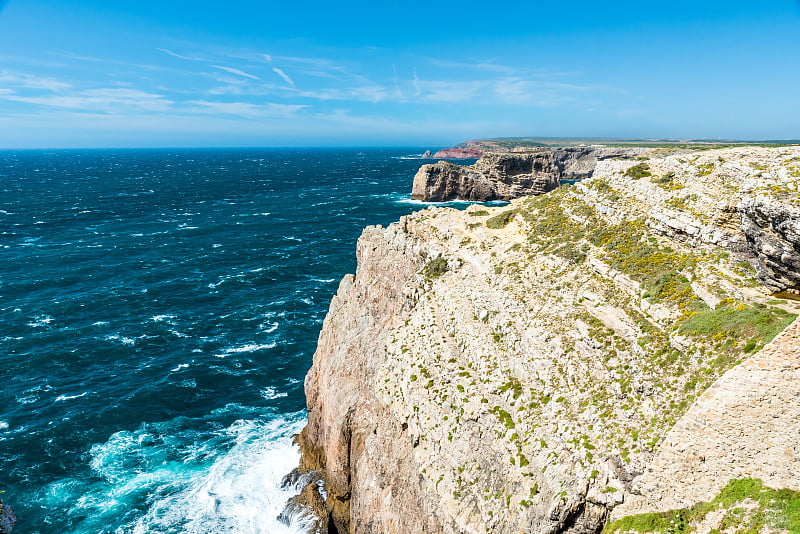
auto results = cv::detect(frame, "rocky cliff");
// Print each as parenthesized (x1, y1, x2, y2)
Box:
(294, 146, 800, 533)
(411, 148, 646, 202)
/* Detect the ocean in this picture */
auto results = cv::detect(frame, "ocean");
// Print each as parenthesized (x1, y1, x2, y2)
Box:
(0, 148, 488, 533)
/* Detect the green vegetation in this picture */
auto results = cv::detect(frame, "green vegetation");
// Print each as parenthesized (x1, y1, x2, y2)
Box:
(624, 163, 652, 179)
(491, 406, 516, 430)
(423, 257, 449, 278)
(696, 162, 715, 176)
(486, 209, 519, 229)
(679, 301, 795, 353)
(652, 172, 675, 185)
(469, 210, 489, 217)
(605, 478, 800, 533)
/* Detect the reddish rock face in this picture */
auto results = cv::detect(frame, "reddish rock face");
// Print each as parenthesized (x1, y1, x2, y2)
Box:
(431, 149, 483, 159)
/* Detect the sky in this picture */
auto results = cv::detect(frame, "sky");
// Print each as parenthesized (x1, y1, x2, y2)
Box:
(0, 0, 799, 148)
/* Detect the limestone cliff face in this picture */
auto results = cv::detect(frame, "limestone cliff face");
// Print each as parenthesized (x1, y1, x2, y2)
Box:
(739, 196, 800, 294)
(296, 146, 800, 533)
(411, 148, 646, 202)
(611, 318, 800, 519)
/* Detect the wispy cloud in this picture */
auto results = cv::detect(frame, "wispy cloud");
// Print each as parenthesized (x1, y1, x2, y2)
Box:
(272, 67, 295, 87)
(426, 57, 521, 74)
(0, 70, 71, 92)
(2, 88, 173, 112)
(156, 48, 205, 62)
(186, 100, 306, 117)
(210, 65, 260, 80)
(413, 69, 421, 97)
(293, 85, 390, 103)
(392, 64, 401, 98)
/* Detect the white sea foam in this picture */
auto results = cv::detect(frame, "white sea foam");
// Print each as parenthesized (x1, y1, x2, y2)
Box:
(129, 417, 313, 533)
(215, 343, 276, 358)
(92, 321, 109, 326)
(55, 392, 88, 402)
(0, 421, 9, 430)
(45, 412, 312, 533)
(151, 314, 177, 323)
(170, 363, 190, 372)
(27, 314, 55, 328)
(260, 387, 288, 400)
(169, 329, 191, 338)
(260, 322, 279, 333)
(105, 334, 135, 346)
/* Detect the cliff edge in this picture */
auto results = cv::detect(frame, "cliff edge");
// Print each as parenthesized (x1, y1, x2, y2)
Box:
(412, 148, 646, 202)
(295, 146, 800, 533)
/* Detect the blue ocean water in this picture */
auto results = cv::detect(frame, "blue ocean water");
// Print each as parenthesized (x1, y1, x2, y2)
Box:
(0, 148, 490, 533)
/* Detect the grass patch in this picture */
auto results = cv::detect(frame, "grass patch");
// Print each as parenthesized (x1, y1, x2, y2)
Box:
(423, 257, 449, 279)
(679, 301, 796, 353)
(486, 209, 519, 229)
(469, 210, 489, 217)
(605, 478, 800, 533)
(624, 163, 652, 179)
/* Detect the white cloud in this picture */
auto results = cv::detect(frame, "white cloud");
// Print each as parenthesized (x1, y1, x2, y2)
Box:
(426, 57, 520, 74)
(156, 48, 204, 61)
(186, 100, 306, 117)
(272, 67, 295, 87)
(416, 79, 483, 102)
(210, 65, 260, 80)
(293, 85, 389, 103)
(2, 88, 173, 112)
(0, 70, 71, 92)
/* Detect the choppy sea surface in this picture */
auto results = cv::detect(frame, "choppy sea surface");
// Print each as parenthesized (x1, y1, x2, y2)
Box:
(0, 148, 493, 533)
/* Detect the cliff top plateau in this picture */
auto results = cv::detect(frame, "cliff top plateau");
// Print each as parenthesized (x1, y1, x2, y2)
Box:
(294, 145, 800, 534)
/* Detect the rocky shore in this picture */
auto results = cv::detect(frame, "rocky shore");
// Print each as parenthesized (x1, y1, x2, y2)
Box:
(291, 145, 800, 533)
(0, 500, 15, 534)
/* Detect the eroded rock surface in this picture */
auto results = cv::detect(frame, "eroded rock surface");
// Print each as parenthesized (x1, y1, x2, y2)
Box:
(612, 318, 800, 519)
(739, 196, 800, 294)
(0, 500, 15, 534)
(295, 145, 800, 533)
(411, 148, 646, 202)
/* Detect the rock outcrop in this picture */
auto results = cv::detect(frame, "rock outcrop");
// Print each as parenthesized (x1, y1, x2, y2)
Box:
(739, 196, 800, 294)
(433, 149, 483, 159)
(294, 146, 800, 533)
(411, 148, 646, 202)
(0, 499, 15, 534)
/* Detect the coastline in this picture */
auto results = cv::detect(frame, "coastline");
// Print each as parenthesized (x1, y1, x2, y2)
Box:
(292, 143, 800, 533)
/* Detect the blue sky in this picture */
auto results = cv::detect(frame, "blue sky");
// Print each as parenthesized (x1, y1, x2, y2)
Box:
(0, 0, 799, 147)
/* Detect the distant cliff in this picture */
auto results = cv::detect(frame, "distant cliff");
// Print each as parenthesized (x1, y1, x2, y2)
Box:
(422, 148, 483, 159)
(292, 146, 800, 533)
(412, 147, 646, 201)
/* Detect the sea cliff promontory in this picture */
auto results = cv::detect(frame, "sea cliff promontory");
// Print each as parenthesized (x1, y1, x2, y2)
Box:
(412, 148, 646, 202)
(292, 145, 800, 533)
